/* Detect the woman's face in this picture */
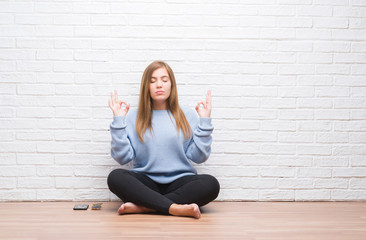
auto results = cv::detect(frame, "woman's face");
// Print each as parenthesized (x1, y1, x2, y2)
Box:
(149, 67, 171, 107)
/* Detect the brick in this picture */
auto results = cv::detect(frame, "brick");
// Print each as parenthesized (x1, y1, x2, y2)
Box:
(261, 121, 296, 131)
(297, 168, 332, 178)
(241, 110, 277, 120)
(0, 49, 35, 60)
(36, 50, 73, 61)
(74, 190, 110, 201)
(296, 29, 331, 40)
(352, 42, 366, 52)
(334, 53, 366, 63)
(335, 99, 366, 109)
(278, 179, 313, 189)
(278, 64, 315, 74)
(0, 190, 36, 201)
(259, 190, 295, 201)
(278, 132, 313, 143)
(297, 6, 332, 16)
(220, 189, 258, 201)
(315, 110, 350, 120)
(0, 178, 16, 189)
(16, 131, 53, 141)
(277, 156, 313, 167)
(17, 107, 54, 118)
(314, 41, 350, 52)
(316, 64, 350, 74)
(74, 167, 111, 177)
(314, 179, 348, 189)
(278, 17, 312, 28)
(313, 17, 348, 28)
(260, 167, 295, 177)
(37, 167, 74, 177)
(349, 132, 366, 143)
(17, 154, 54, 165)
(37, 142, 74, 153)
(316, 132, 349, 143)
(279, 110, 314, 120)
(0, 38, 14, 47)
(37, 189, 73, 201)
(18, 177, 54, 189)
(279, 87, 314, 97)
(349, 179, 366, 189)
(350, 156, 366, 166)
(298, 98, 333, 108)
(16, 15, 52, 24)
(212, 142, 259, 154)
(333, 167, 366, 177)
(35, 3, 72, 13)
(298, 53, 333, 63)
(0, 166, 36, 177)
(261, 98, 296, 108)
(334, 121, 366, 131)
(54, 15, 88, 25)
(0, 153, 16, 165)
(0, 108, 14, 118)
(298, 145, 332, 155)
(55, 39, 91, 49)
(313, 156, 349, 167)
(295, 190, 331, 200)
(331, 190, 366, 200)
(261, 144, 296, 155)
(351, 87, 366, 97)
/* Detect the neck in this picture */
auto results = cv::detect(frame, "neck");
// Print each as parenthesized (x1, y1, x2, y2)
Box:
(152, 101, 168, 110)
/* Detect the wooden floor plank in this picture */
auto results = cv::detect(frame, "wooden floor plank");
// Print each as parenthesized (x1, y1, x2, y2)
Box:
(0, 202, 365, 240)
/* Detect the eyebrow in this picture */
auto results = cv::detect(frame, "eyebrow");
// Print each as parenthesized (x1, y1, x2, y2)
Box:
(151, 75, 169, 79)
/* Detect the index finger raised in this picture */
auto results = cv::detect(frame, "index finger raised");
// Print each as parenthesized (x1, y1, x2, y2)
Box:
(206, 90, 212, 105)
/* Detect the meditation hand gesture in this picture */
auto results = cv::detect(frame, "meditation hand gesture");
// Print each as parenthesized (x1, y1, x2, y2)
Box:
(195, 90, 212, 118)
(108, 90, 130, 117)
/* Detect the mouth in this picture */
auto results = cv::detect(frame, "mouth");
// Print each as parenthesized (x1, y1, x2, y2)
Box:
(155, 91, 164, 95)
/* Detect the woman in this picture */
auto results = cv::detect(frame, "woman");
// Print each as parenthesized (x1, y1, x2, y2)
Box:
(107, 60, 220, 219)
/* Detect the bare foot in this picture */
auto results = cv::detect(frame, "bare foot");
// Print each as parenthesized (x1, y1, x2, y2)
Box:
(117, 202, 156, 215)
(168, 203, 201, 219)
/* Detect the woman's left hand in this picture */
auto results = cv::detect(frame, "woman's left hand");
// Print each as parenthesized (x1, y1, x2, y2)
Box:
(195, 90, 212, 118)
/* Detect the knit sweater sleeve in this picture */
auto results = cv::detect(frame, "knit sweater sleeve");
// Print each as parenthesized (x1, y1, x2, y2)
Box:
(109, 115, 136, 165)
(184, 108, 214, 164)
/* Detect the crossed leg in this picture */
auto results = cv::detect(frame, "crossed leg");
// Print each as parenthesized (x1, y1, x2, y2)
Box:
(107, 169, 220, 219)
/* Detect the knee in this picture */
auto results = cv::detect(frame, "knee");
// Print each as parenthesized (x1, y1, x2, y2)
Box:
(202, 174, 220, 200)
(107, 168, 128, 189)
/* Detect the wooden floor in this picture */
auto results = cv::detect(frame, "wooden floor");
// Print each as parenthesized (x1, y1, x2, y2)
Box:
(0, 202, 365, 240)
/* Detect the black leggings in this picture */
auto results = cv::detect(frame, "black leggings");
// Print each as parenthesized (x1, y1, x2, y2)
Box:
(107, 168, 220, 214)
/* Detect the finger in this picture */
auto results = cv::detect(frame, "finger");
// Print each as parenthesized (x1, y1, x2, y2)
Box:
(114, 89, 118, 104)
(202, 99, 207, 108)
(125, 103, 130, 112)
(110, 92, 114, 106)
(197, 100, 205, 109)
(206, 90, 212, 106)
(120, 100, 128, 107)
(195, 103, 200, 113)
(108, 99, 112, 109)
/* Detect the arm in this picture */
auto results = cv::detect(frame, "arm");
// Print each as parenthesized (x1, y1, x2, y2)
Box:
(185, 116, 214, 164)
(186, 90, 214, 164)
(110, 116, 136, 165)
(108, 90, 135, 165)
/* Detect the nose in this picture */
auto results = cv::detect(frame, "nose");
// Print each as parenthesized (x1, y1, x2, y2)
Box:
(156, 79, 163, 87)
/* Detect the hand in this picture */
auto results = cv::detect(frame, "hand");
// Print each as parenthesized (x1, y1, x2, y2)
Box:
(108, 90, 130, 117)
(195, 90, 212, 118)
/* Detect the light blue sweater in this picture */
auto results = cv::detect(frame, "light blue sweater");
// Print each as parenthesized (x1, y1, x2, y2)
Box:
(109, 106, 214, 184)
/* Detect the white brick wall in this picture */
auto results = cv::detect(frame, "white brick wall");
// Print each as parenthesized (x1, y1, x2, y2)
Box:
(1, 0, 366, 201)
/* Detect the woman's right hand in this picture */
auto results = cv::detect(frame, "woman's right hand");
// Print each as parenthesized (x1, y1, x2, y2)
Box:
(108, 90, 130, 117)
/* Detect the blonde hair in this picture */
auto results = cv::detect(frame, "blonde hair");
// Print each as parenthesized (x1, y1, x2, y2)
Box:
(136, 60, 191, 142)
